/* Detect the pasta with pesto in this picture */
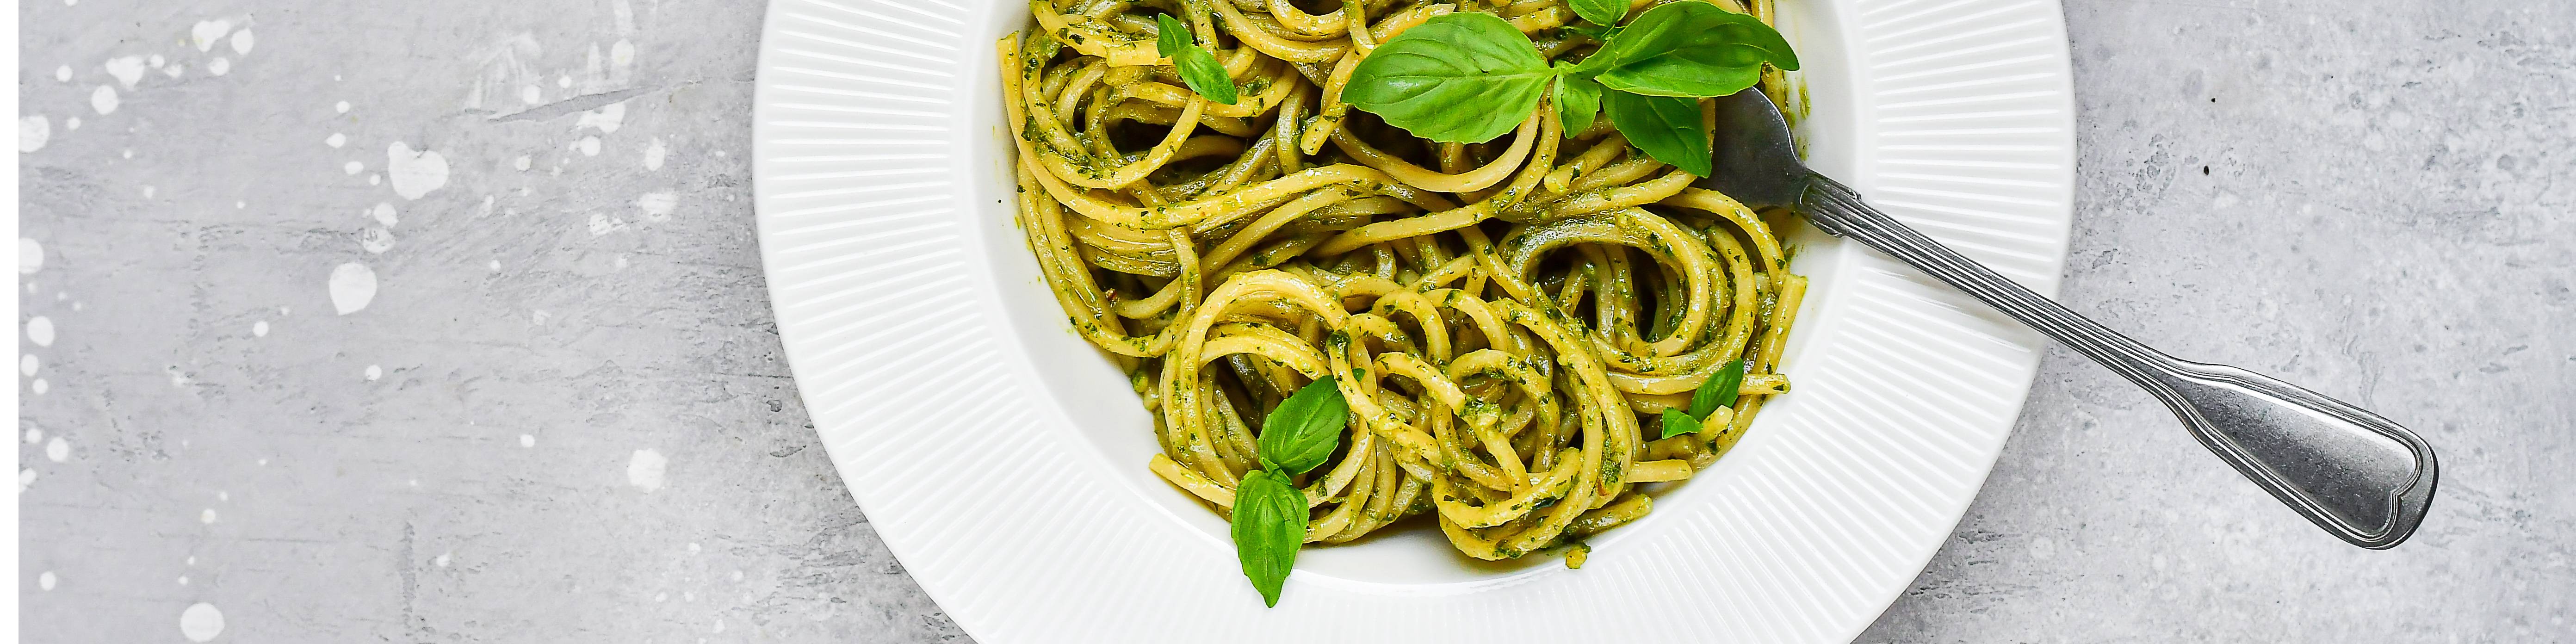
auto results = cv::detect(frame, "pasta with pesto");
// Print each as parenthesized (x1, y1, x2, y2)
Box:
(1002, 0, 1805, 565)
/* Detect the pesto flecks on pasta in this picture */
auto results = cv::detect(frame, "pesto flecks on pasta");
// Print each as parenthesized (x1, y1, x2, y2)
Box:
(1001, 0, 1803, 604)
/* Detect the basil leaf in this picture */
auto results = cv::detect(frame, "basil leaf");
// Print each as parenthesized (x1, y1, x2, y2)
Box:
(1231, 470, 1307, 607)
(1344, 13, 1556, 143)
(1156, 13, 1239, 105)
(1554, 71, 1602, 135)
(1257, 377, 1347, 476)
(1689, 358, 1747, 417)
(1604, 91, 1711, 176)
(1589, 3, 1800, 98)
(1659, 408, 1701, 440)
(1567, 0, 1626, 28)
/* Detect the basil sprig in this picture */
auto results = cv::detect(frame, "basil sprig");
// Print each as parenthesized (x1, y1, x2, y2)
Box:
(1660, 359, 1747, 439)
(1231, 377, 1348, 606)
(1156, 13, 1238, 105)
(1345, 3, 1800, 175)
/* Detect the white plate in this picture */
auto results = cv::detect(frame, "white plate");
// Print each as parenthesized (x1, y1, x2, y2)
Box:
(752, 0, 2074, 641)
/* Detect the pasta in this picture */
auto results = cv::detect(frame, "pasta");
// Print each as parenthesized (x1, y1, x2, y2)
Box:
(1003, 0, 1802, 562)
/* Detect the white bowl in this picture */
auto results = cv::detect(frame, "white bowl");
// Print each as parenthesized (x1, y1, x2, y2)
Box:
(752, 0, 2075, 640)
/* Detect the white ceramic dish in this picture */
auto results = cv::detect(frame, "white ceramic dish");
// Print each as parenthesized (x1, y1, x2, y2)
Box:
(752, 0, 2074, 641)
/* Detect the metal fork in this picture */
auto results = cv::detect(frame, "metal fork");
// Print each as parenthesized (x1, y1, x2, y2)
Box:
(1699, 89, 2438, 548)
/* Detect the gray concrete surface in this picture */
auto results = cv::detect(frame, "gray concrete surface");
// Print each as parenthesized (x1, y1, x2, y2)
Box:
(15, 0, 2572, 642)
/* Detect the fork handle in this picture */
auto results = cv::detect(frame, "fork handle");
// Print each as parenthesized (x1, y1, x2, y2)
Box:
(1799, 177, 2168, 378)
(1797, 176, 2437, 548)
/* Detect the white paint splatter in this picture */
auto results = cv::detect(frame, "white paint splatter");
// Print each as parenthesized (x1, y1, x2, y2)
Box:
(512, 155, 532, 171)
(556, 74, 570, 88)
(39, 572, 56, 591)
(359, 228, 395, 254)
(22, 354, 39, 376)
(200, 508, 217, 523)
(168, 366, 191, 387)
(149, 54, 167, 69)
(19, 239, 42, 273)
(191, 20, 235, 52)
(328, 262, 377, 315)
(627, 449, 668, 492)
(576, 102, 625, 134)
(122, 149, 134, 159)
(187, 556, 196, 566)
(520, 85, 542, 105)
(520, 433, 535, 447)
(54, 65, 71, 82)
(588, 213, 626, 236)
(230, 29, 255, 56)
(386, 142, 450, 200)
(252, 321, 268, 337)
(20, 116, 50, 153)
(27, 316, 56, 346)
(143, 185, 156, 198)
(611, 39, 637, 83)
(24, 428, 40, 444)
(370, 202, 399, 226)
(577, 136, 601, 156)
(280, 306, 291, 315)
(613, 254, 629, 270)
(488, 259, 502, 272)
(207, 57, 231, 76)
(104, 56, 147, 88)
(46, 437, 68, 462)
(531, 310, 550, 325)
(16, 468, 31, 491)
(164, 64, 185, 79)
(636, 192, 676, 220)
(37, 378, 56, 394)
(642, 137, 666, 170)
(217, 490, 228, 502)
(343, 161, 363, 174)
(180, 602, 225, 642)
(90, 86, 119, 115)
(365, 365, 382, 380)
(368, 173, 381, 186)
(687, 542, 701, 553)
(325, 132, 345, 148)
(178, 576, 189, 585)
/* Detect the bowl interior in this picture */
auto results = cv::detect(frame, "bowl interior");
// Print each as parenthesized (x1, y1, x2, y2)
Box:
(957, 0, 1864, 586)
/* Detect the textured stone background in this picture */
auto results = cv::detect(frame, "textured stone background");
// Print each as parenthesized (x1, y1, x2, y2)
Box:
(15, 0, 2572, 642)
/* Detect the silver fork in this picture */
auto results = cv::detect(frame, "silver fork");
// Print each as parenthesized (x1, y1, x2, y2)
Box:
(1699, 89, 2438, 548)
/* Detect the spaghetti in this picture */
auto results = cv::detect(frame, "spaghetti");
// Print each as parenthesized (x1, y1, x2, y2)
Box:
(1003, 0, 1803, 562)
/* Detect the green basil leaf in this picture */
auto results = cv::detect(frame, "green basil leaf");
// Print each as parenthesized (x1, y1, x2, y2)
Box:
(1257, 377, 1347, 476)
(1659, 408, 1701, 440)
(1604, 90, 1711, 176)
(1567, 0, 1626, 27)
(1231, 470, 1307, 607)
(1157, 13, 1239, 105)
(1153, 12, 1191, 58)
(1590, 3, 1800, 98)
(1344, 13, 1555, 143)
(1554, 71, 1602, 136)
(1689, 358, 1747, 417)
